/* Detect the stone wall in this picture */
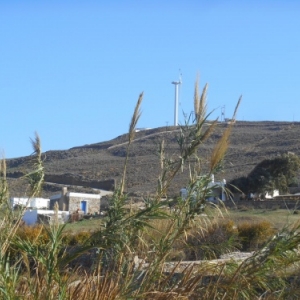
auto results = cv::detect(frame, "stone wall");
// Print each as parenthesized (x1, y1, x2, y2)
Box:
(45, 174, 115, 191)
(225, 199, 300, 210)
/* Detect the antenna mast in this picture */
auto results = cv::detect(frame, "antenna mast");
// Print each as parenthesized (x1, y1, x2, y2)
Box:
(172, 73, 182, 126)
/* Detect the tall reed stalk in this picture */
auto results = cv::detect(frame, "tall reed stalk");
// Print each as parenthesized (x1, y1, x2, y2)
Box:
(120, 92, 143, 195)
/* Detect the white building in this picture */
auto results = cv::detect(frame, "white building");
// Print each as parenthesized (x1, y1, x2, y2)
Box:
(207, 176, 227, 202)
(264, 190, 280, 199)
(22, 209, 70, 225)
(10, 197, 49, 209)
(180, 175, 227, 202)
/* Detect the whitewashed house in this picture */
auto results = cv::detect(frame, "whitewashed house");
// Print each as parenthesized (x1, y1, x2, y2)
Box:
(10, 197, 49, 209)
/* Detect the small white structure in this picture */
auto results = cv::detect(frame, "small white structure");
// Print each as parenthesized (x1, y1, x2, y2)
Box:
(264, 190, 280, 199)
(207, 177, 227, 202)
(180, 175, 227, 203)
(135, 128, 152, 132)
(10, 197, 49, 209)
(22, 209, 70, 225)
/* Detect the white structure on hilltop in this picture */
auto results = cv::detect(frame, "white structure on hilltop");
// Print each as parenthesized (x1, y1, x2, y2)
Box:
(135, 128, 151, 132)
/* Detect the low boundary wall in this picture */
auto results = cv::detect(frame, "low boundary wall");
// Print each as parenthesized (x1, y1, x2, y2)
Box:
(225, 199, 300, 210)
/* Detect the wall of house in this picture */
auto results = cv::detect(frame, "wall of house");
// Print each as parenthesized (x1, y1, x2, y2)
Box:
(49, 199, 59, 210)
(10, 197, 49, 209)
(49, 188, 102, 214)
(207, 187, 226, 202)
(22, 210, 38, 225)
(23, 210, 70, 225)
(68, 195, 101, 215)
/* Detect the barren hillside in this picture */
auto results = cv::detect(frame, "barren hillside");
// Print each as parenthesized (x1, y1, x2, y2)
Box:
(6, 121, 300, 198)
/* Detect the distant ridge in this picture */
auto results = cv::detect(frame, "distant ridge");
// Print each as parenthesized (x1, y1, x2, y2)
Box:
(6, 121, 300, 197)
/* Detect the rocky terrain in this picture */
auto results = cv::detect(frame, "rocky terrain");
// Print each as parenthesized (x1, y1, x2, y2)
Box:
(6, 121, 300, 198)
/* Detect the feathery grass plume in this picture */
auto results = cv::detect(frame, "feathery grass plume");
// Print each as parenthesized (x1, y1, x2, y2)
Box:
(210, 95, 242, 171)
(209, 123, 231, 172)
(197, 83, 208, 123)
(129, 92, 143, 144)
(26, 132, 44, 197)
(194, 75, 208, 124)
(120, 92, 143, 194)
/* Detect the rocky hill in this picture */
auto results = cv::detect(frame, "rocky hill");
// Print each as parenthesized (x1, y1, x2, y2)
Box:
(6, 121, 300, 198)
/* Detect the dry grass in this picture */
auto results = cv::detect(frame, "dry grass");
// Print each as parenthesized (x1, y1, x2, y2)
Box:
(226, 207, 300, 230)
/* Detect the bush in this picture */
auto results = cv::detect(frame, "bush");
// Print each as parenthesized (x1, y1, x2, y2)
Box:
(62, 231, 92, 246)
(182, 220, 239, 260)
(16, 224, 49, 245)
(237, 220, 276, 251)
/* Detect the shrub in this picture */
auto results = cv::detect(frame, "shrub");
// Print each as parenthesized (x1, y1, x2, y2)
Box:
(237, 220, 276, 251)
(16, 224, 49, 246)
(62, 231, 92, 246)
(180, 219, 239, 260)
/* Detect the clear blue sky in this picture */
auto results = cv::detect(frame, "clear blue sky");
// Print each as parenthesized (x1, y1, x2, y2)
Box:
(1, 1, 300, 158)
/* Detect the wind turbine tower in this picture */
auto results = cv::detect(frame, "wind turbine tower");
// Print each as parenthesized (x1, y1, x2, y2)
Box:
(172, 75, 181, 126)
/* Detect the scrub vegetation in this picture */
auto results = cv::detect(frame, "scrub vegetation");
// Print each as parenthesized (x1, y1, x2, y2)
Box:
(2, 79, 300, 299)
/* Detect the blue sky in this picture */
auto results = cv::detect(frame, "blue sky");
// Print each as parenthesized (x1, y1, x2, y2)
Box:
(1, 1, 300, 158)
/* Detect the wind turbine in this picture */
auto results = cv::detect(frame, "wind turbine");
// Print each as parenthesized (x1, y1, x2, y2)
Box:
(172, 72, 182, 126)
